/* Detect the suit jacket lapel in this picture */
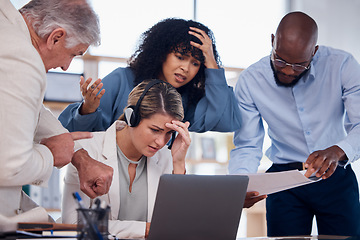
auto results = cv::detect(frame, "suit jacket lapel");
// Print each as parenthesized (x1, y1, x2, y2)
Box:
(102, 121, 126, 220)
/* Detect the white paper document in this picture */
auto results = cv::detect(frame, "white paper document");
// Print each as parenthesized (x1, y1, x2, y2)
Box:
(240, 170, 321, 196)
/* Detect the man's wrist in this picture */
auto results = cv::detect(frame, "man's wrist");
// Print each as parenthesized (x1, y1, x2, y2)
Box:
(332, 145, 348, 162)
(71, 148, 88, 169)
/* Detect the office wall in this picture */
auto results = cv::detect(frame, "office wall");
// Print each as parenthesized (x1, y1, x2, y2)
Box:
(289, 0, 360, 62)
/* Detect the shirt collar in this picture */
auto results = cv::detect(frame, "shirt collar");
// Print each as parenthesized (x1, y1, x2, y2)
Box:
(303, 60, 316, 83)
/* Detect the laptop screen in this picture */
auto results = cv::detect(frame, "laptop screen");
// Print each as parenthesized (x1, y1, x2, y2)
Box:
(147, 174, 249, 240)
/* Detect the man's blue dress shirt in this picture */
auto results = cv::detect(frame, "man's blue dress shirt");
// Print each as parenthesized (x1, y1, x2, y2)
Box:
(229, 46, 360, 174)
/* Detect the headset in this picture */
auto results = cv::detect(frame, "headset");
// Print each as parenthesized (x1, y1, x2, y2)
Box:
(124, 79, 176, 149)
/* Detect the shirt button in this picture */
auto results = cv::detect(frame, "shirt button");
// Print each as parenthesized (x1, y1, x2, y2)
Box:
(305, 131, 311, 135)
(299, 107, 304, 112)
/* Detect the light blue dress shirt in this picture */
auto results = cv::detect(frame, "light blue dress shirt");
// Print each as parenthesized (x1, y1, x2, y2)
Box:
(229, 46, 360, 174)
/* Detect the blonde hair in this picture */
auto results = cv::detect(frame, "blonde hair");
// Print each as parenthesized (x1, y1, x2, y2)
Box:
(120, 79, 184, 123)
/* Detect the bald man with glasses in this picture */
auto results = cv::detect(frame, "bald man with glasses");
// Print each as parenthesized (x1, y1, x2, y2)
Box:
(229, 11, 360, 237)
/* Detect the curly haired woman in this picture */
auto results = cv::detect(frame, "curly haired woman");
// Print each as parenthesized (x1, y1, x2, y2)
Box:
(59, 18, 241, 133)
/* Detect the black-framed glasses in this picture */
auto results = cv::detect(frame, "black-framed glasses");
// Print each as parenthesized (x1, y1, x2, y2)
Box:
(271, 50, 310, 72)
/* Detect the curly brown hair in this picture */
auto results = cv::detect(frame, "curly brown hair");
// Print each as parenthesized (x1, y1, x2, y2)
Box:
(128, 18, 221, 106)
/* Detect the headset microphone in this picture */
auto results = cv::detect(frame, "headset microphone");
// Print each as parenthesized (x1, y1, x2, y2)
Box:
(168, 132, 176, 150)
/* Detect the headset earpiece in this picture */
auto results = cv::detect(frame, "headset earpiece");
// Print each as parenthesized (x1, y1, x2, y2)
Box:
(123, 79, 164, 128)
(124, 106, 135, 127)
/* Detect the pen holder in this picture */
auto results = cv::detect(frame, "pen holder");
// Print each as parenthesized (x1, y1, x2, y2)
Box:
(77, 207, 110, 240)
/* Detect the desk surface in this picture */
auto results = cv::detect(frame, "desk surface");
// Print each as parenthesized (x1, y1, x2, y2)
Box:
(115, 236, 352, 240)
(1, 232, 352, 240)
(237, 236, 351, 240)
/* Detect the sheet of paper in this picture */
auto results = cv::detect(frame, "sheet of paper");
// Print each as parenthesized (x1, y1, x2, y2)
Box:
(239, 170, 321, 196)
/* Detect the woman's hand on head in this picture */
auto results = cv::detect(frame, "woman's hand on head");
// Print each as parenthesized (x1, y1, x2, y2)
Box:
(165, 120, 191, 174)
(79, 76, 106, 115)
(188, 27, 218, 69)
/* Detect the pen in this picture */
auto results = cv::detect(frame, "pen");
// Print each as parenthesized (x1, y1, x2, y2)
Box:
(92, 198, 101, 210)
(98, 200, 110, 221)
(73, 192, 85, 208)
(72, 192, 103, 240)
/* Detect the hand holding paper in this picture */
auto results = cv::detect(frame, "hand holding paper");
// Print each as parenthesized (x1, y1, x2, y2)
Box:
(240, 170, 321, 197)
(304, 145, 346, 179)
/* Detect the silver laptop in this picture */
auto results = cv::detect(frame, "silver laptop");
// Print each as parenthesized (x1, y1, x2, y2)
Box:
(147, 174, 249, 240)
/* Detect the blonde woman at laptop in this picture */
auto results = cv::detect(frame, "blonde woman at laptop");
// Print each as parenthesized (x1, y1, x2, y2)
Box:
(61, 79, 190, 239)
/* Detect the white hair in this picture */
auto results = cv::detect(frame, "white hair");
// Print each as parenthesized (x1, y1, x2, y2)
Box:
(19, 0, 100, 48)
